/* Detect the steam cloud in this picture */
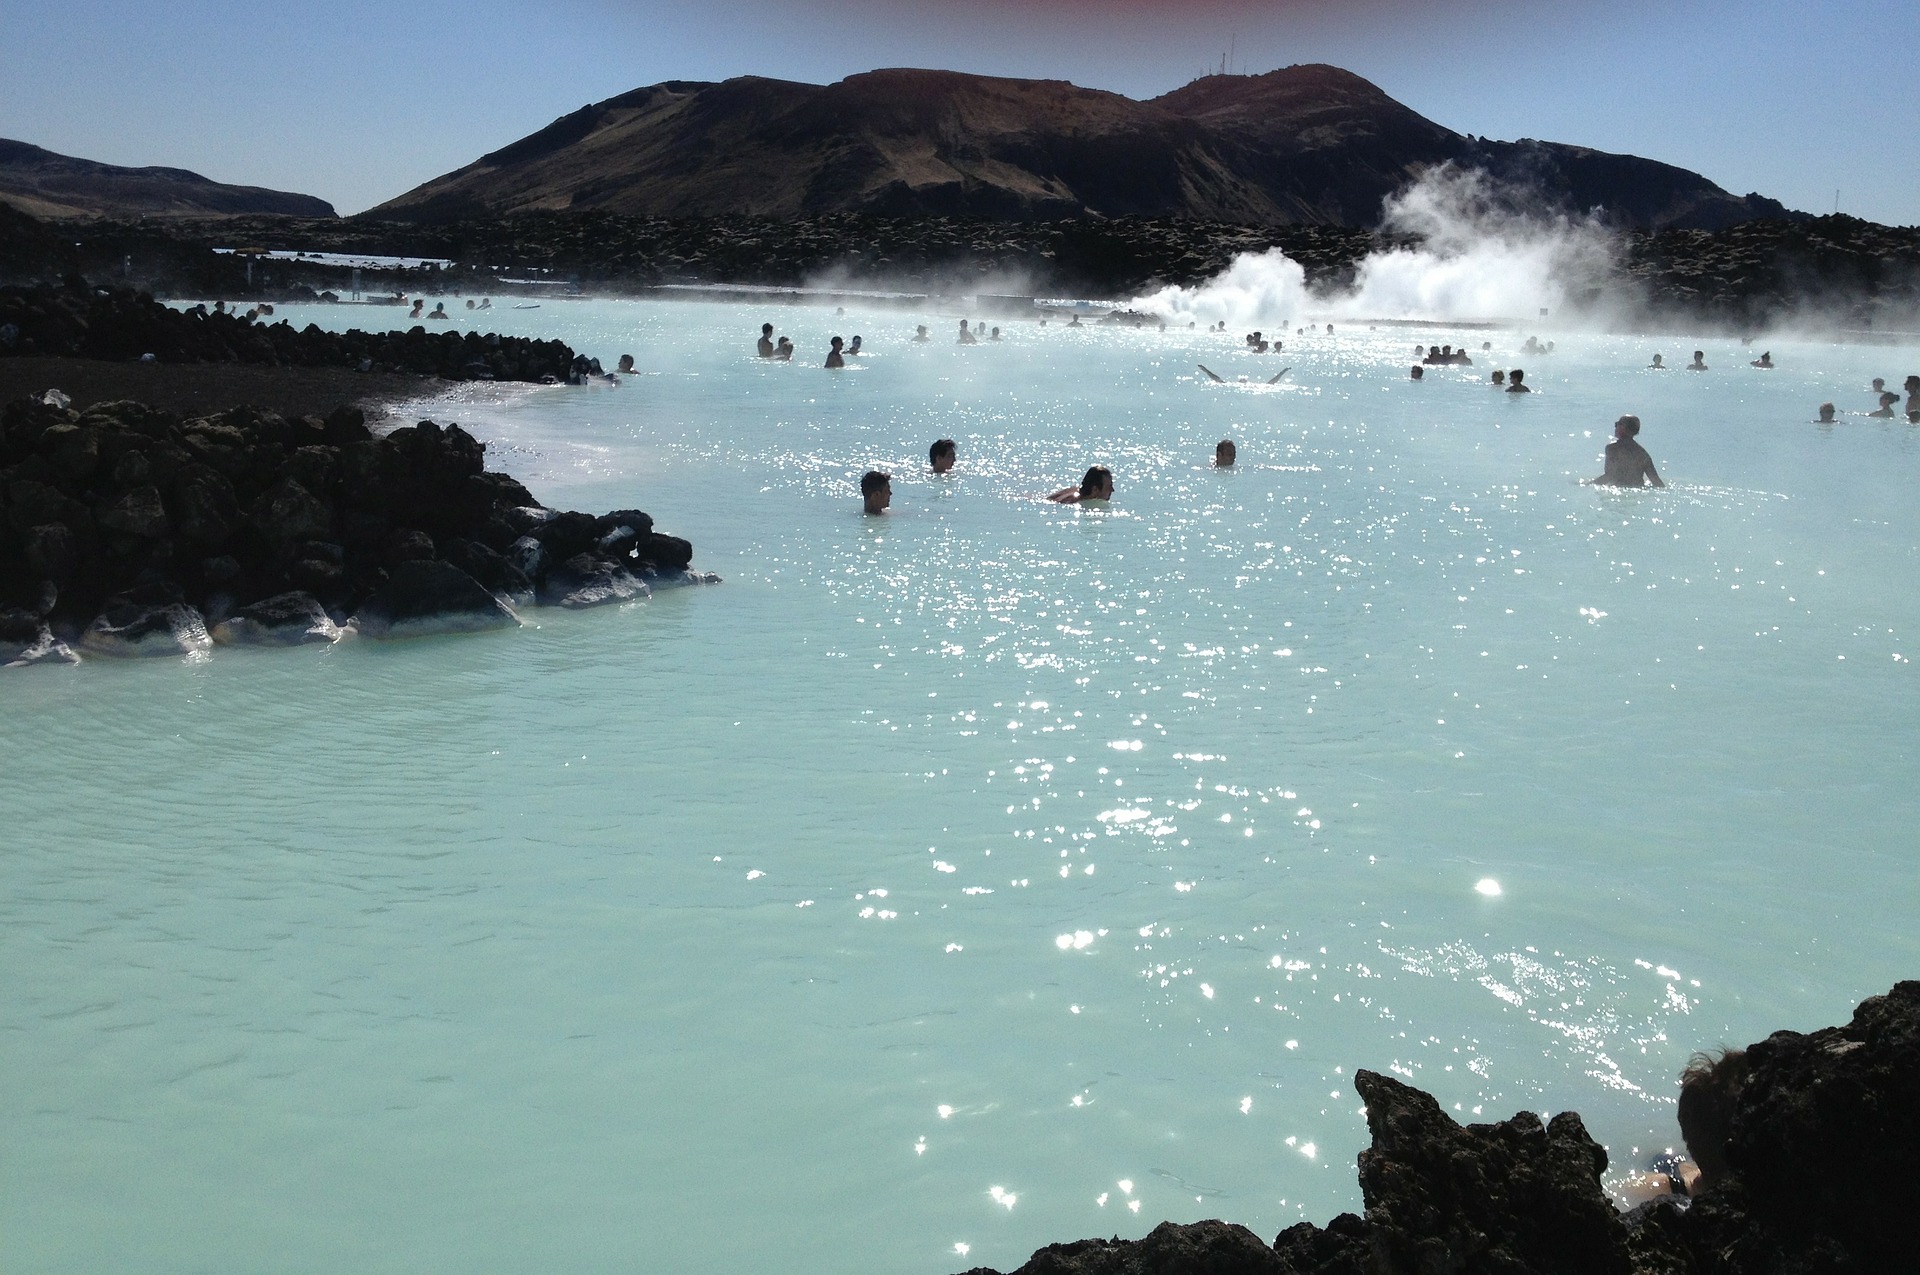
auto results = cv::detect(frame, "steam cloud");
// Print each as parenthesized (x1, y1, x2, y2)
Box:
(1134, 166, 1622, 326)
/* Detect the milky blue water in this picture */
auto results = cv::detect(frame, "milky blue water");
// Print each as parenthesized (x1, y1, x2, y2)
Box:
(5, 300, 1917, 1273)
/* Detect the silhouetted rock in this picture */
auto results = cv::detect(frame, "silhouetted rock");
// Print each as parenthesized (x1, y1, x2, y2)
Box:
(538, 551, 648, 608)
(963, 984, 1920, 1275)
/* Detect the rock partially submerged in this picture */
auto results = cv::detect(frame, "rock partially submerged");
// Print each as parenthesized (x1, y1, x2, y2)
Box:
(211, 590, 340, 646)
(351, 559, 520, 639)
(965, 982, 1920, 1275)
(0, 395, 713, 666)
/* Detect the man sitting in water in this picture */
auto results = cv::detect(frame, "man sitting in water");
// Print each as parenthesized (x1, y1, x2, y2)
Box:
(1817, 402, 1838, 423)
(1751, 351, 1775, 368)
(1410, 365, 1425, 380)
(1591, 414, 1665, 488)
(958, 320, 978, 345)
(1215, 439, 1237, 468)
(1650, 353, 1666, 369)
(1048, 466, 1114, 504)
(1506, 369, 1531, 393)
(861, 470, 891, 515)
(617, 354, 636, 373)
(929, 439, 956, 474)
(990, 326, 1002, 341)
(826, 336, 846, 369)
(1688, 350, 1708, 371)
(913, 324, 931, 343)
(757, 323, 775, 358)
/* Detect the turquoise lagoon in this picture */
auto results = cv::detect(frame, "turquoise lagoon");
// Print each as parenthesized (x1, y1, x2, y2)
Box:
(4, 300, 1917, 1273)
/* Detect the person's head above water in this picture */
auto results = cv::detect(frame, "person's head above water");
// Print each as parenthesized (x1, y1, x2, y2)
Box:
(1615, 413, 1642, 438)
(929, 439, 956, 473)
(1818, 401, 1837, 422)
(861, 470, 891, 514)
(1651, 353, 1665, 367)
(1214, 439, 1237, 467)
(1410, 365, 1424, 380)
(1492, 370, 1506, 384)
(762, 323, 774, 337)
(1080, 466, 1114, 501)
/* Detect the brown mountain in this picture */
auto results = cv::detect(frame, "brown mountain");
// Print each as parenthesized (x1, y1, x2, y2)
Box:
(0, 140, 335, 220)
(368, 65, 1794, 231)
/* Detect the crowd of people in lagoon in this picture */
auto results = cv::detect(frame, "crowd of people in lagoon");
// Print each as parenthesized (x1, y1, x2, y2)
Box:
(732, 315, 1920, 512)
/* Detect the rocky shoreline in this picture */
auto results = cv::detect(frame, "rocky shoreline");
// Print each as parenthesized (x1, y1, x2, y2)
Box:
(0, 393, 712, 668)
(8, 204, 1918, 332)
(960, 982, 1920, 1274)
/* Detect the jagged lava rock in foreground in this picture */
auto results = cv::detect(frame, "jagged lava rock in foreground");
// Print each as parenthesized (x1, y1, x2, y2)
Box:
(963, 982, 1920, 1275)
(0, 395, 713, 664)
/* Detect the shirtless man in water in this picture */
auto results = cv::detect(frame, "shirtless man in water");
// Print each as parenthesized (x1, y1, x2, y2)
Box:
(758, 323, 776, 358)
(1048, 466, 1114, 504)
(1591, 415, 1665, 488)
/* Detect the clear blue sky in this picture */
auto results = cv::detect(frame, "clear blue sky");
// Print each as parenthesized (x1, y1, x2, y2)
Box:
(3, 0, 1914, 224)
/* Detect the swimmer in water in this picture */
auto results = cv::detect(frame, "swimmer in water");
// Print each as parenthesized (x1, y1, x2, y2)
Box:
(1410, 365, 1425, 380)
(913, 324, 930, 343)
(1650, 353, 1666, 369)
(825, 336, 846, 369)
(848, 335, 863, 356)
(1591, 414, 1665, 488)
(428, 303, 448, 320)
(774, 337, 793, 361)
(1688, 350, 1708, 371)
(757, 323, 775, 358)
(1492, 370, 1506, 386)
(1869, 391, 1898, 418)
(1816, 402, 1838, 423)
(929, 439, 956, 474)
(1751, 351, 1774, 369)
(958, 320, 978, 345)
(1214, 439, 1237, 468)
(1506, 369, 1531, 393)
(861, 470, 891, 515)
(1048, 465, 1113, 504)
(990, 326, 1002, 341)
(1068, 314, 1081, 327)
(617, 354, 635, 373)
(408, 299, 424, 319)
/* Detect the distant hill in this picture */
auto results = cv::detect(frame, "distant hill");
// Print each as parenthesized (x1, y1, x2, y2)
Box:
(368, 65, 1796, 231)
(0, 140, 335, 220)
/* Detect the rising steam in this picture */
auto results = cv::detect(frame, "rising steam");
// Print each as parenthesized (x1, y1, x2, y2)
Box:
(1135, 166, 1622, 326)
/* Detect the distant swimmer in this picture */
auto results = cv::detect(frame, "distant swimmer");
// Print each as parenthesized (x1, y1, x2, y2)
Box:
(1751, 351, 1775, 369)
(1215, 439, 1237, 468)
(1591, 414, 1665, 488)
(427, 303, 448, 320)
(466, 299, 476, 310)
(1650, 353, 1666, 369)
(1906, 375, 1920, 410)
(959, 320, 978, 345)
(1817, 402, 1838, 423)
(1410, 365, 1425, 380)
(617, 354, 636, 373)
(478, 298, 491, 310)
(1491, 370, 1507, 386)
(913, 324, 931, 343)
(826, 336, 846, 369)
(1068, 314, 1082, 327)
(848, 335, 863, 356)
(990, 326, 1003, 341)
(1048, 465, 1114, 504)
(1688, 350, 1708, 371)
(1325, 324, 1334, 334)
(1869, 391, 1898, 418)
(861, 470, 892, 515)
(1506, 369, 1531, 393)
(408, 299, 425, 319)
(929, 439, 956, 474)
(758, 323, 776, 358)
(1198, 363, 1225, 382)
(775, 337, 794, 361)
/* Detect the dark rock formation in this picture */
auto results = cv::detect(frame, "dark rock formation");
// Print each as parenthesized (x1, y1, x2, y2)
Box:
(0, 395, 712, 664)
(0, 280, 577, 382)
(0, 138, 336, 220)
(350, 558, 519, 639)
(370, 66, 1789, 233)
(210, 590, 339, 645)
(966, 982, 1920, 1275)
